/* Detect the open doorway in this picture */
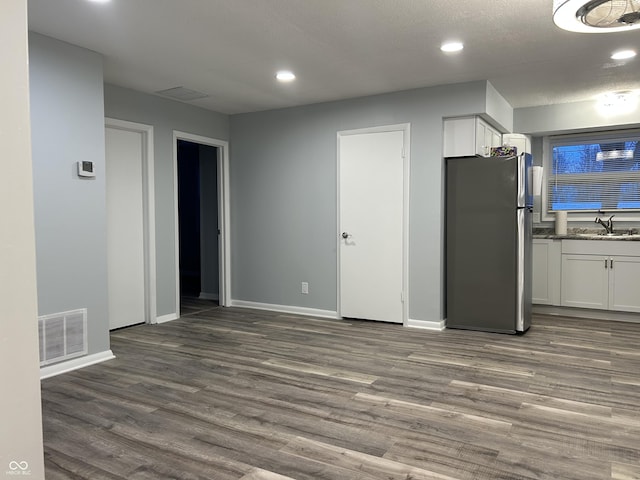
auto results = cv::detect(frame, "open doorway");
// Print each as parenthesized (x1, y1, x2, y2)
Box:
(177, 140, 218, 310)
(173, 131, 231, 318)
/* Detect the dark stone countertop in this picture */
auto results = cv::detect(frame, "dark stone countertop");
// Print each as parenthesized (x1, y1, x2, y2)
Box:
(533, 228, 640, 241)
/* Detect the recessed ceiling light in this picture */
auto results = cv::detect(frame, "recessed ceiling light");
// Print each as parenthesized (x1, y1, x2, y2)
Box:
(441, 42, 464, 53)
(611, 49, 637, 60)
(275, 71, 296, 82)
(87, 0, 111, 3)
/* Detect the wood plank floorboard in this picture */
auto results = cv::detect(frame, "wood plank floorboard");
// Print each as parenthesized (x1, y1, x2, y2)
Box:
(41, 302, 640, 479)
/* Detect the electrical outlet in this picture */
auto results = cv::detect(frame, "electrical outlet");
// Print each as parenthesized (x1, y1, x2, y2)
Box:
(301, 282, 309, 294)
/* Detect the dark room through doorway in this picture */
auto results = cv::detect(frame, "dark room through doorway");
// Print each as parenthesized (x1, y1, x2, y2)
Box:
(177, 139, 220, 304)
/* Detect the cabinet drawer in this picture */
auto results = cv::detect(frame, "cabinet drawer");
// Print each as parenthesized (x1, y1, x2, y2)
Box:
(562, 239, 640, 256)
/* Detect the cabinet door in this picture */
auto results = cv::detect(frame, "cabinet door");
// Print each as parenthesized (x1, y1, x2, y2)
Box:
(533, 240, 561, 305)
(490, 128, 502, 149)
(479, 120, 502, 156)
(609, 255, 640, 312)
(532, 242, 550, 304)
(443, 117, 476, 158)
(561, 254, 609, 309)
(475, 120, 488, 156)
(484, 124, 501, 152)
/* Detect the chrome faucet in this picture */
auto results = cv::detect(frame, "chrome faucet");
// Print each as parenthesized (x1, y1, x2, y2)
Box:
(595, 215, 615, 234)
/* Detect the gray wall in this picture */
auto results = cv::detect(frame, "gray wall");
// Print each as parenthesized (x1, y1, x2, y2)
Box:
(230, 81, 499, 322)
(29, 33, 109, 355)
(104, 85, 229, 316)
(514, 99, 640, 135)
(200, 145, 219, 298)
(1, 2, 45, 476)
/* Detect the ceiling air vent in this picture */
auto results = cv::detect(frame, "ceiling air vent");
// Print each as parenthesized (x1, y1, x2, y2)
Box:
(155, 86, 209, 102)
(554, 0, 640, 32)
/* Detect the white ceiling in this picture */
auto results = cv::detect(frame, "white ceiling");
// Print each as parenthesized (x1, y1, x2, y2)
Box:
(27, 0, 640, 115)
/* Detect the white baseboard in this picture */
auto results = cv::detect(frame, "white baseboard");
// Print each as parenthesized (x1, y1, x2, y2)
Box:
(230, 299, 338, 319)
(156, 313, 179, 324)
(40, 350, 115, 380)
(406, 318, 445, 331)
(533, 305, 640, 323)
(199, 292, 219, 301)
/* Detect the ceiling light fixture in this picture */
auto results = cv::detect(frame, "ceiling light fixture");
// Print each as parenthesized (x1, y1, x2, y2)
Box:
(441, 42, 464, 53)
(275, 71, 296, 82)
(611, 49, 637, 60)
(596, 90, 639, 115)
(553, 0, 640, 33)
(87, 0, 111, 3)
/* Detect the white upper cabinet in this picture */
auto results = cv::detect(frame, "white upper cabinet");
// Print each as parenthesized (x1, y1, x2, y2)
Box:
(443, 116, 502, 158)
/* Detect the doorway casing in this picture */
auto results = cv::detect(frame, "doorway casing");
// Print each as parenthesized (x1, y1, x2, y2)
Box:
(172, 131, 231, 318)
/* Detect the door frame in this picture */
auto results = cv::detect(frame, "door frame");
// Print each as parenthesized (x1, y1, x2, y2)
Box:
(336, 123, 411, 325)
(173, 131, 231, 315)
(105, 117, 157, 325)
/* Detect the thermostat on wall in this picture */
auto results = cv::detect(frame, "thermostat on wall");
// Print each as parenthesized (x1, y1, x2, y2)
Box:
(77, 161, 95, 178)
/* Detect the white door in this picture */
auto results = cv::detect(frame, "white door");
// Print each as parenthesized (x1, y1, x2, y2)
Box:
(338, 128, 406, 323)
(106, 127, 146, 329)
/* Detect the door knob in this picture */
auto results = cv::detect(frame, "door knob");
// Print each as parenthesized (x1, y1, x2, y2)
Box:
(341, 232, 350, 239)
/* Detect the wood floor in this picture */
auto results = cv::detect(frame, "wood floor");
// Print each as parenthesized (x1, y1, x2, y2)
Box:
(42, 300, 640, 479)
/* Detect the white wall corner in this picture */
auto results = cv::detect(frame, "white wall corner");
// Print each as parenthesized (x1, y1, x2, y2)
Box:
(406, 318, 446, 331)
(40, 350, 115, 380)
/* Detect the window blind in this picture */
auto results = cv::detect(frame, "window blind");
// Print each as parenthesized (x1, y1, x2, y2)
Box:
(547, 138, 640, 212)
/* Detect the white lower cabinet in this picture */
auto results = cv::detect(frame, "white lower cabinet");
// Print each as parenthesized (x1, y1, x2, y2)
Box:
(609, 256, 640, 312)
(561, 254, 609, 309)
(532, 239, 561, 305)
(560, 240, 640, 313)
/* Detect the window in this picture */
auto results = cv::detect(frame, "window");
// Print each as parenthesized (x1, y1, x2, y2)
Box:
(546, 131, 640, 214)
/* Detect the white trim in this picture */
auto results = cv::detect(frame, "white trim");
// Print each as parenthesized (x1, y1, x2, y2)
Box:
(156, 313, 179, 324)
(173, 131, 232, 321)
(105, 118, 157, 325)
(402, 126, 411, 328)
(231, 300, 338, 319)
(407, 319, 446, 331)
(336, 123, 411, 326)
(40, 350, 115, 380)
(199, 292, 219, 301)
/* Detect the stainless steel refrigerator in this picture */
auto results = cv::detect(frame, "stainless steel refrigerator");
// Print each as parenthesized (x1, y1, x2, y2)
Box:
(445, 154, 533, 333)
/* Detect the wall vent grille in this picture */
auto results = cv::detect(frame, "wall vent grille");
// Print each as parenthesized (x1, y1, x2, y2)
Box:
(38, 308, 88, 366)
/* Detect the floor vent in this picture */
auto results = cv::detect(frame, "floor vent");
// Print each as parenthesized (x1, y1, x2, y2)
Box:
(38, 309, 88, 366)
